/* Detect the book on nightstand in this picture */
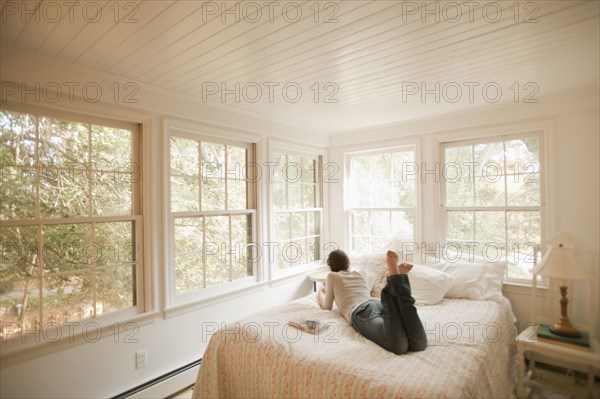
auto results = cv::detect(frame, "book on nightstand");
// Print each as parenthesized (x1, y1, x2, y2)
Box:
(537, 324, 591, 351)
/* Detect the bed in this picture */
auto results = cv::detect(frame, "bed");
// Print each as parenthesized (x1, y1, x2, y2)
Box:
(193, 292, 518, 398)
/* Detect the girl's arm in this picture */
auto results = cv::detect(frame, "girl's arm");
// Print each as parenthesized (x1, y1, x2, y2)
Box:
(318, 273, 334, 310)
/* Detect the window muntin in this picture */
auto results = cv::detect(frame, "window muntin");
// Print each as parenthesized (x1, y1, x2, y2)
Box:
(271, 151, 321, 270)
(346, 148, 416, 254)
(0, 109, 142, 340)
(442, 134, 543, 281)
(169, 136, 255, 296)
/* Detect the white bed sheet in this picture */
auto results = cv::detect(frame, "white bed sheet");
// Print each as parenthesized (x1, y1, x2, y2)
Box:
(193, 294, 518, 399)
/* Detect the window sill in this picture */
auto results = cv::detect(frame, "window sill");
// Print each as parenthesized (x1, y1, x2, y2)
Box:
(0, 310, 160, 367)
(502, 281, 549, 295)
(163, 281, 268, 319)
(270, 262, 327, 287)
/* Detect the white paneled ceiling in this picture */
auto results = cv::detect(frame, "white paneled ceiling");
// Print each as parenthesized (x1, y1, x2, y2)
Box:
(1, 0, 599, 133)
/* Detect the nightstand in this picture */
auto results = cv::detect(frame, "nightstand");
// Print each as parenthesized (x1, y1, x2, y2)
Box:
(307, 270, 328, 291)
(516, 325, 600, 398)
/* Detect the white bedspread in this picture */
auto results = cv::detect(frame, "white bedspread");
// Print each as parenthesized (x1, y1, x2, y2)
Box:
(193, 295, 517, 398)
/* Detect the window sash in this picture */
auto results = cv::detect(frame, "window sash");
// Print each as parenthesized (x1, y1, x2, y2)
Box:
(0, 108, 143, 340)
(440, 132, 545, 283)
(168, 132, 257, 300)
(270, 150, 323, 271)
(345, 147, 417, 253)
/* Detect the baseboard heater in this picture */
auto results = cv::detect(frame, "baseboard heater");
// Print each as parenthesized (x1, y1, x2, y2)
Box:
(113, 359, 201, 399)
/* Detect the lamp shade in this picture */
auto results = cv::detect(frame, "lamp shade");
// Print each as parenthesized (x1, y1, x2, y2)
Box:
(531, 243, 589, 280)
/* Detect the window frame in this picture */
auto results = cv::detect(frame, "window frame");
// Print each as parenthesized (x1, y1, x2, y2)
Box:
(344, 145, 419, 255)
(165, 123, 260, 309)
(440, 131, 547, 285)
(0, 104, 146, 344)
(268, 143, 324, 279)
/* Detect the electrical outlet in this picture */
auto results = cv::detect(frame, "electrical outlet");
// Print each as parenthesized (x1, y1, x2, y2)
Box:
(136, 349, 148, 369)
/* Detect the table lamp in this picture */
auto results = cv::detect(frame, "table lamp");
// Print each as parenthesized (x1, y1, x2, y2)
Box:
(531, 238, 590, 337)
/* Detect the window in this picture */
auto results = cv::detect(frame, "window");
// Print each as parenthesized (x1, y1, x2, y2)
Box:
(0, 109, 142, 340)
(169, 135, 255, 298)
(271, 151, 322, 270)
(441, 133, 544, 281)
(346, 148, 416, 254)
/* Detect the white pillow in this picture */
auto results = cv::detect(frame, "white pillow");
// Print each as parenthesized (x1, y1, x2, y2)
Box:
(408, 265, 455, 305)
(422, 259, 506, 301)
(353, 253, 454, 305)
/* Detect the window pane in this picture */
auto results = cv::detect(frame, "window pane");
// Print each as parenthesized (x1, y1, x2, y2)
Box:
(272, 153, 286, 182)
(227, 145, 246, 181)
(372, 153, 391, 181)
(392, 151, 414, 181)
(92, 125, 132, 171)
(505, 138, 539, 177)
(175, 253, 203, 294)
(446, 211, 474, 241)
(473, 142, 504, 176)
(391, 211, 414, 240)
(227, 179, 247, 210)
(303, 184, 316, 208)
(474, 211, 506, 245)
(171, 137, 199, 176)
(370, 211, 391, 239)
(38, 117, 89, 167)
(273, 182, 286, 209)
(307, 237, 319, 262)
(204, 215, 229, 287)
(201, 142, 225, 179)
(171, 176, 199, 212)
(394, 178, 415, 207)
(286, 155, 303, 183)
(0, 110, 36, 166)
(96, 222, 136, 265)
(445, 145, 472, 169)
(1, 165, 36, 219)
(43, 273, 93, 323)
(307, 211, 320, 236)
(93, 173, 132, 215)
(292, 212, 306, 238)
(97, 265, 135, 313)
(507, 211, 540, 250)
(474, 176, 505, 207)
(42, 224, 92, 274)
(40, 166, 90, 218)
(202, 178, 225, 211)
(275, 213, 291, 241)
(0, 226, 38, 280)
(507, 173, 540, 206)
(302, 158, 317, 183)
(372, 182, 392, 207)
(446, 177, 474, 207)
(174, 217, 203, 255)
(0, 279, 40, 338)
(231, 214, 252, 280)
(351, 155, 370, 182)
(287, 184, 302, 209)
(351, 211, 369, 237)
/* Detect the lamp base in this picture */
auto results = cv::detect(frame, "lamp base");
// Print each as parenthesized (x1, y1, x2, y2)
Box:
(550, 320, 581, 338)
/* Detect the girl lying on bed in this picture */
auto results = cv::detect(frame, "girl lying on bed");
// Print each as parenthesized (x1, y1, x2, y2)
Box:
(317, 249, 427, 355)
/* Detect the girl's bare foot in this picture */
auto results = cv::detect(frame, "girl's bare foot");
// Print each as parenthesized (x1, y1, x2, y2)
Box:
(397, 262, 413, 274)
(386, 250, 399, 275)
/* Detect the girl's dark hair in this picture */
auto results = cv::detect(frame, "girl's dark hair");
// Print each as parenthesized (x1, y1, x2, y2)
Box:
(327, 249, 350, 272)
